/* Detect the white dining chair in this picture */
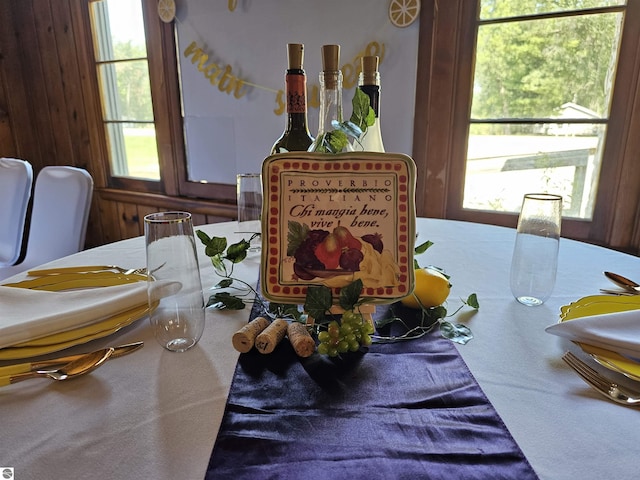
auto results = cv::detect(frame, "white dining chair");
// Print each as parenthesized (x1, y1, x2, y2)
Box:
(0, 166, 93, 281)
(0, 158, 33, 267)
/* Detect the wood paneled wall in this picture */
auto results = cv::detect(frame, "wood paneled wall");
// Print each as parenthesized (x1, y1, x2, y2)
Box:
(0, 0, 235, 250)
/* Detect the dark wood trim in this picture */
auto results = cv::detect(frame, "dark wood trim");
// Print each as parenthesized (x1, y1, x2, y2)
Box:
(97, 188, 237, 218)
(591, 0, 640, 250)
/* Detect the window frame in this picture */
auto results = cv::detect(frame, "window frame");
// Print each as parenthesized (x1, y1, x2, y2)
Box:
(412, 0, 640, 252)
(85, 0, 236, 202)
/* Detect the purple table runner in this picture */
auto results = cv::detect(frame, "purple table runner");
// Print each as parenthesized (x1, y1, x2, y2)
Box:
(206, 303, 538, 479)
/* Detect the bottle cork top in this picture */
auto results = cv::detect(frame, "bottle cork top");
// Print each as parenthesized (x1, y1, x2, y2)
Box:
(360, 56, 380, 85)
(287, 43, 304, 70)
(321, 44, 340, 72)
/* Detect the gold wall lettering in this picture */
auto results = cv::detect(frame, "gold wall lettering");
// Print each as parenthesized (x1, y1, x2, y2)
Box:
(183, 41, 249, 99)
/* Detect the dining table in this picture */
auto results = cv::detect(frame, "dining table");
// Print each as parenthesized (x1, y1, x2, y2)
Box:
(1, 217, 639, 480)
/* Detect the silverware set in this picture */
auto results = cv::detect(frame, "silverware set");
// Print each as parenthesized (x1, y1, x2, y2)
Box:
(562, 352, 640, 406)
(0, 341, 143, 387)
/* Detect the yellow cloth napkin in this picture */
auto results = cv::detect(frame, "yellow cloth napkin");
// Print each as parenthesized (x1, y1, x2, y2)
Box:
(0, 283, 149, 349)
(546, 309, 640, 358)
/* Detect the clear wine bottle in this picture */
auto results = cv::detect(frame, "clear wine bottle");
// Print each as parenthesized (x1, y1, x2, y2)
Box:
(308, 44, 353, 153)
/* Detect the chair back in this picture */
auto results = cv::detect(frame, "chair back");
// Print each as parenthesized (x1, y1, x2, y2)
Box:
(0, 158, 33, 266)
(25, 166, 94, 266)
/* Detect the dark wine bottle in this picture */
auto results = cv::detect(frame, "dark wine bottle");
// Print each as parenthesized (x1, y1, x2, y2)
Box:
(357, 55, 385, 152)
(271, 43, 314, 153)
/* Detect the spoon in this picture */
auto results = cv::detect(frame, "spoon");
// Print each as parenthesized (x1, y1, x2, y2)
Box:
(8, 348, 114, 385)
(604, 271, 640, 293)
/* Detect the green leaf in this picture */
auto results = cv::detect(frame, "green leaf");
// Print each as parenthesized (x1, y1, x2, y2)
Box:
(323, 130, 349, 153)
(203, 236, 227, 258)
(414, 240, 434, 254)
(339, 279, 363, 311)
(427, 305, 448, 322)
(196, 230, 211, 245)
(304, 285, 333, 321)
(215, 278, 233, 289)
(269, 303, 302, 321)
(211, 255, 225, 271)
(287, 221, 309, 256)
(349, 88, 375, 131)
(206, 292, 246, 310)
(465, 293, 480, 309)
(439, 321, 473, 344)
(226, 239, 250, 263)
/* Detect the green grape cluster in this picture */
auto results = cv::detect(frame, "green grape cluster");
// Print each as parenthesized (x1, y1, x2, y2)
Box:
(316, 309, 375, 357)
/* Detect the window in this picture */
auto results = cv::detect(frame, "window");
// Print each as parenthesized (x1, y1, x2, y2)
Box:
(413, 0, 640, 249)
(90, 0, 160, 180)
(86, 0, 234, 202)
(466, 1, 625, 220)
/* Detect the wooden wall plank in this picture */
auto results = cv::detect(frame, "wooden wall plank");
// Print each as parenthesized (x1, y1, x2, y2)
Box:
(0, 0, 17, 156)
(32, 4, 75, 168)
(117, 202, 142, 240)
(0, 1, 37, 161)
(51, 1, 93, 172)
(95, 194, 121, 246)
(12, 0, 57, 173)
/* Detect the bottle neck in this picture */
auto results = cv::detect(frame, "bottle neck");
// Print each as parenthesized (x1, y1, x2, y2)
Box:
(359, 85, 380, 118)
(358, 72, 381, 118)
(316, 70, 344, 137)
(285, 69, 309, 130)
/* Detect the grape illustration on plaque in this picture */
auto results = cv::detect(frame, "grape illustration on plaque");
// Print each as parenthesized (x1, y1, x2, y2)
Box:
(261, 152, 417, 305)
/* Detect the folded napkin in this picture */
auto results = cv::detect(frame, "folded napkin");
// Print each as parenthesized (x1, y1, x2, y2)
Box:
(546, 309, 640, 358)
(0, 282, 150, 349)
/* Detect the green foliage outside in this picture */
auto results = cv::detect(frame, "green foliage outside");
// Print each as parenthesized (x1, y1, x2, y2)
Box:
(113, 41, 153, 122)
(473, 1, 623, 133)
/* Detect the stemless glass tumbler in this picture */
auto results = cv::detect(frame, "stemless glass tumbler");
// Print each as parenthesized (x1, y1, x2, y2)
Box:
(510, 193, 562, 306)
(144, 212, 205, 352)
(236, 173, 263, 250)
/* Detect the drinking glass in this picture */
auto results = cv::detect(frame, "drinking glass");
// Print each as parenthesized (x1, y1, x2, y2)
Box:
(236, 173, 262, 249)
(144, 211, 205, 352)
(510, 193, 562, 306)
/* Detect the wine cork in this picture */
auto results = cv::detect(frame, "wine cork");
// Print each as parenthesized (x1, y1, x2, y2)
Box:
(321, 44, 340, 72)
(255, 318, 288, 354)
(321, 45, 340, 89)
(287, 322, 316, 358)
(287, 43, 304, 70)
(232, 316, 270, 353)
(360, 56, 379, 84)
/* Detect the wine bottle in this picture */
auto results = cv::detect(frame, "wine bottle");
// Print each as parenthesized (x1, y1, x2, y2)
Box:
(308, 44, 353, 153)
(271, 43, 314, 154)
(357, 55, 385, 152)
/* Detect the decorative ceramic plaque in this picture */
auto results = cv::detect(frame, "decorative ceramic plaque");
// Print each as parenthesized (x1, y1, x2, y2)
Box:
(261, 152, 416, 305)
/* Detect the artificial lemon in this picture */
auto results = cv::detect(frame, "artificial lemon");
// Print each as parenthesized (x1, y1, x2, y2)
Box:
(400, 267, 451, 309)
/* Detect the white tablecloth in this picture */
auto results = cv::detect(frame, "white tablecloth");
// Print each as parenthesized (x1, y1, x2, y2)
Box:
(1, 219, 639, 480)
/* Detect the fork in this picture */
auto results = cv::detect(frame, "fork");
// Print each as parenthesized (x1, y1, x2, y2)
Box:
(27, 265, 147, 276)
(562, 351, 640, 406)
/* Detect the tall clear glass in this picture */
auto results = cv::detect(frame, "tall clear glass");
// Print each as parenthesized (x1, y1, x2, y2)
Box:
(510, 193, 562, 306)
(236, 173, 262, 251)
(144, 211, 205, 351)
